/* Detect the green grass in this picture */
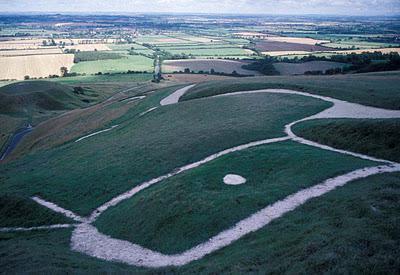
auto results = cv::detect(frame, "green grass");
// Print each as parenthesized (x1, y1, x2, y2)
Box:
(171, 172, 400, 274)
(181, 71, 400, 110)
(293, 118, 400, 162)
(0, 195, 72, 227)
(0, 93, 329, 216)
(52, 73, 154, 84)
(0, 229, 140, 274)
(0, 81, 86, 116)
(70, 55, 154, 75)
(108, 43, 150, 51)
(95, 140, 375, 254)
(2, 172, 399, 273)
(73, 51, 123, 62)
(0, 115, 24, 152)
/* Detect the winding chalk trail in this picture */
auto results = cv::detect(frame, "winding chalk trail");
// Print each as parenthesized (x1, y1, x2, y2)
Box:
(75, 125, 119, 143)
(121, 95, 146, 103)
(4, 85, 400, 268)
(71, 164, 400, 268)
(88, 136, 290, 222)
(160, 84, 196, 106)
(0, 224, 74, 233)
(32, 196, 87, 223)
(139, 107, 158, 117)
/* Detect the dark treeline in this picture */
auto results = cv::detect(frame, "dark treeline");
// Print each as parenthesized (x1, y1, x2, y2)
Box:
(243, 52, 400, 75)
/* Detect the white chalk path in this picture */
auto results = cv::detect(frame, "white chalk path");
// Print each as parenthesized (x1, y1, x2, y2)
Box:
(75, 125, 119, 143)
(69, 87, 400, 267)
(160, 84, 196, 106)
(0, 224, 74, 233)
(88, 136, 291, 222)
(139, 107, 158, 117)
(121, 96, 146, 103)
(71, 164, 400, 267)
(218, 89, 400, 164)
(32, 196, 87, 223)
(5, 86, 400, 268)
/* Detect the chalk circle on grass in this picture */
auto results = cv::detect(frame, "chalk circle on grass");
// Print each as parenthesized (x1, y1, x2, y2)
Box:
(223, 174, 246, 185)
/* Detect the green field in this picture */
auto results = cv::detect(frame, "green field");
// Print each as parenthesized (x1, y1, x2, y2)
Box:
(73, 51, 123, 63)
(0, 81, 86, 117)
(182, 71, 400, 110)
(96, 140, 375, 254)
(164, 47, 254, 57)
(70, 55, 154, 74)
(294, 118, 400, 162)
(53, 73, 153, 84)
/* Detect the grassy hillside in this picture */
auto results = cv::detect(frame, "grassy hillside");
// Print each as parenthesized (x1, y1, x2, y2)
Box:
(0, 195, 72, 227)
(0, 92, 329, 216)
(95, 141, 375, 254)
(293, 118, 400, 162)
(0, 81, 86, 116)
(0, 81, 91, 153)
(181, 71, 400, 110)
(1, 172, 399, 273)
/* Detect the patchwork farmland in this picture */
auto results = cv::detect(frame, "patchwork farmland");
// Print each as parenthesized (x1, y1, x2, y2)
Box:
(1, 11, 400, 274)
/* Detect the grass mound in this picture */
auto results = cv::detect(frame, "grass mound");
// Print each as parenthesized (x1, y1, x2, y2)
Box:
(0, 81, 85, 116)
(181, 71, 400, 110)
(293, 118, 400, 162)
(0, 195, 71, 227)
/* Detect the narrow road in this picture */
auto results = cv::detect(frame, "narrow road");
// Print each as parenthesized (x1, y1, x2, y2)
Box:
(0, 124, 33, 161)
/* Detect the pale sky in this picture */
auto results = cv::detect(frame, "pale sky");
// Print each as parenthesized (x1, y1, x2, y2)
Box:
(1, 0, 400, 16)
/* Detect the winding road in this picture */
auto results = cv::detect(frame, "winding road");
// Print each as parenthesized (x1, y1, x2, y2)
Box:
(3, 85, 400, 268)
(0, 124, 33, 161)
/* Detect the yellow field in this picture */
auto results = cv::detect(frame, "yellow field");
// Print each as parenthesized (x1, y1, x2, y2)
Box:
(234, 32, 271, 38)
(64, 44, 111, 51)
(185, 37, 219, 43)
(0, 48, 63, 57)
(331, 47, 400, 55)
(263, 36, 330, 45)
(0, 54, 74, 80)
(263, 47, 400, 57)
(262, 50, 313, 56)
(0, 39, 45, 50)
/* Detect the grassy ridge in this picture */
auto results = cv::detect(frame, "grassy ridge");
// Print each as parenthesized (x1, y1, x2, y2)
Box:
(1, 172, 399, 273)
(95, 141, 375, 254)
(293, 119, 400, 162)
(0, 93, 329, 216)
(181, 71, 400, 110)
(0, 81, 85, 116)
